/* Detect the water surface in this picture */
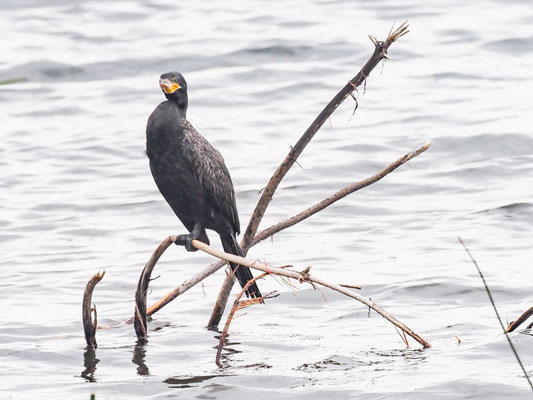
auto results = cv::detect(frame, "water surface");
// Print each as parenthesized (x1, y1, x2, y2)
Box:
(1, 0, 532, 398)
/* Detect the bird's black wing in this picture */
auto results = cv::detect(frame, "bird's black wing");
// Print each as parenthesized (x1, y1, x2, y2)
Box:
(182, 120, 240, 234)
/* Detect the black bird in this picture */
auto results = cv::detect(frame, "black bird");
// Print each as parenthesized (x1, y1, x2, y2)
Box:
(146, 71, 261, 299)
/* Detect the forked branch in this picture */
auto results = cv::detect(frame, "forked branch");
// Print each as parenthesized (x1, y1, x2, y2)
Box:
(143, 141, 428, 320)
(209, 21, 411, 327)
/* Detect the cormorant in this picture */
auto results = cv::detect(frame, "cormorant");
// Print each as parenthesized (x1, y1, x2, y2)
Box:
(146, 71, 261, 299)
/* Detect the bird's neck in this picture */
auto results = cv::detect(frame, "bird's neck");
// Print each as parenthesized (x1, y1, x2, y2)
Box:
(166, 94, 188, 116)
(175, 100, 187, 117)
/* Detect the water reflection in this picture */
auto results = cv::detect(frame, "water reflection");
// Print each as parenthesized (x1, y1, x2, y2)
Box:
(369, 348, 428, 363)
(214, 336, 242, 369)
(81, 348, 99, 382)
(132, 343, 150, 376)
(164, 374, 219, 388)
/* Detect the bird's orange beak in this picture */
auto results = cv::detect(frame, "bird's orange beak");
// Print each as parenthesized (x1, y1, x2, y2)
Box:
(159, 78, 180, 94)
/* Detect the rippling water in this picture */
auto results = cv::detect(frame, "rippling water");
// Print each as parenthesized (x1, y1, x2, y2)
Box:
(1, 0, 533, 398)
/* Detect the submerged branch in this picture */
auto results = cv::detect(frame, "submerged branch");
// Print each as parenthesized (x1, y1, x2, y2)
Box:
(134, 236, 175, 342)
(506, 306, 533, 333)
(82, 271, 105, 349)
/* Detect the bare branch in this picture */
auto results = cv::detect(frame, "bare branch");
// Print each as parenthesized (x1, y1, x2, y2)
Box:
(240, 21, 410, 252)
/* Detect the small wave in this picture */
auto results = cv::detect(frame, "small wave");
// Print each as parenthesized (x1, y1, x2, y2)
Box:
(485, 37, 533, 54)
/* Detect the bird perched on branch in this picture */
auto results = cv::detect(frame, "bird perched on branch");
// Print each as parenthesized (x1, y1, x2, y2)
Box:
(146, 71, 262, 299)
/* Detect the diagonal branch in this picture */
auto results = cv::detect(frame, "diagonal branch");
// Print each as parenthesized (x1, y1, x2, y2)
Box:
(241, 20, 410, 251)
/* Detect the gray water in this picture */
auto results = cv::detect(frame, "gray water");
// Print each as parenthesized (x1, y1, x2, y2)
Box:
(1, 0, 532, 398)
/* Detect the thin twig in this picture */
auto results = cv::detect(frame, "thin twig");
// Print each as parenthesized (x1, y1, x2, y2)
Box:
(458, 237, 533, 391)
(0, 77, 26, 85)
(82, 271, 105, 349)
(340, 284, 363, 290)
(208, 21, 410, 328)
(194, 239, 430, 348)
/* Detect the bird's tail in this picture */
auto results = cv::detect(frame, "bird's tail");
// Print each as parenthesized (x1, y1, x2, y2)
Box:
(220, 234, 262, 299)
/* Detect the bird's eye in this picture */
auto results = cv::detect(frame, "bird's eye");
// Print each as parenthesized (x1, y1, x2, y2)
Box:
(173, 78, 177, 83)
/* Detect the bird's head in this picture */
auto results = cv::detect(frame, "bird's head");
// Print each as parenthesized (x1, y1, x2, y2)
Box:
(159, 72, 188, 109)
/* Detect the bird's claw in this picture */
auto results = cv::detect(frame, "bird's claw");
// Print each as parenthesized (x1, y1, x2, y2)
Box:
(174, 234, 199, 252)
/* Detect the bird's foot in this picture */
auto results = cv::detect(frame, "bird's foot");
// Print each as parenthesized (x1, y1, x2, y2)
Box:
(174, 233, 199, 252)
